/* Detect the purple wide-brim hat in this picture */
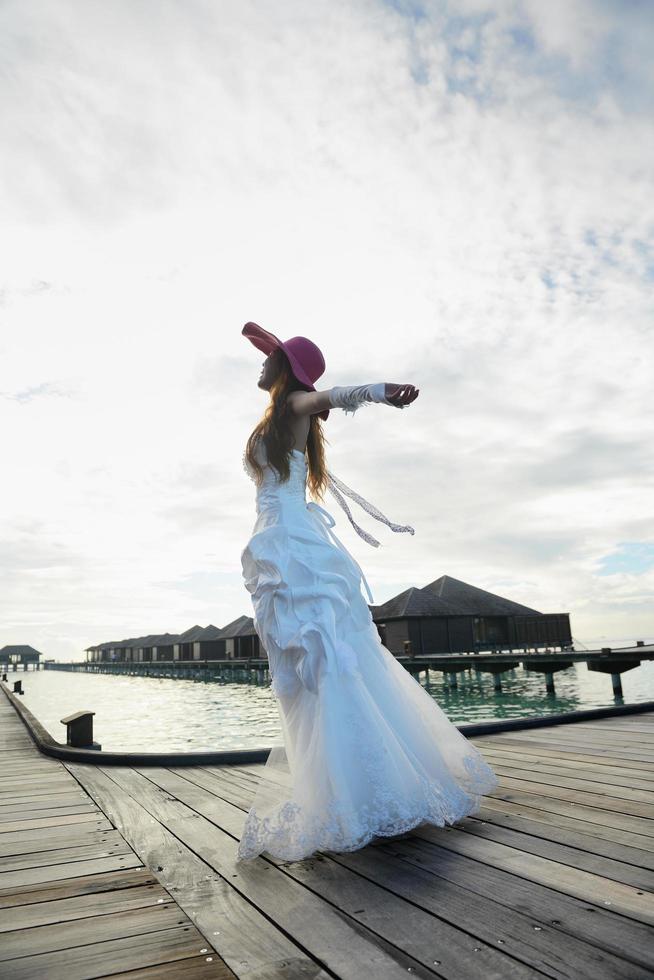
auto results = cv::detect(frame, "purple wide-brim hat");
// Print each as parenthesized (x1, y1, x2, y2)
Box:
(242, 321, 329, 421)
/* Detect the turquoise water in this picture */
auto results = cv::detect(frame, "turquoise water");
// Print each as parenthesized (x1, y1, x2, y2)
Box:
(9, 641, 654, 753)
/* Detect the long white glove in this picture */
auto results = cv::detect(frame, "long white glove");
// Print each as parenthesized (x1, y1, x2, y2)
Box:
(329, 383, 402, 416)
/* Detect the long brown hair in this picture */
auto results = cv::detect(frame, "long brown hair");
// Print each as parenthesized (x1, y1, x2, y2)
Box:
(245, 348, 329, 501)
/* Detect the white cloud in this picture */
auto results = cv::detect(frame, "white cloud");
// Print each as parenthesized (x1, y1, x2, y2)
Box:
(1, 0, 652, 659)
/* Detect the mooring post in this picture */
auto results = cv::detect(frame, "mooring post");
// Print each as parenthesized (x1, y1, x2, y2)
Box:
(60, 711, 102, 750)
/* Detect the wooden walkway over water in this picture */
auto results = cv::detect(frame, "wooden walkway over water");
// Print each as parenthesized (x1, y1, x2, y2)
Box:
(1, 690, 653, 978)
(0, 693, 233, 978)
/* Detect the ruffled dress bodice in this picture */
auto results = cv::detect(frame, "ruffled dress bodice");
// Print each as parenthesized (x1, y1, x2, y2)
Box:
(243, 444, 310, 514)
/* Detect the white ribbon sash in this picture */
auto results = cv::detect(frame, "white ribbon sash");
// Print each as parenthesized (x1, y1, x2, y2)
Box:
(305, 500, 375, 604)
(325, 470, 415, 549)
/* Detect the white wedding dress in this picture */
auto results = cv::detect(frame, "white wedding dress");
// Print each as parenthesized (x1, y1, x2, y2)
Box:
(236, 442, 499, 862)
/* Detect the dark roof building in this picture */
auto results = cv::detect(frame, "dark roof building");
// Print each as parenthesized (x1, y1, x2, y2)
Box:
(370, 575, 571, 655)
(216, 616, 260, 659)
(85, 617, 263, 663)
(82, 574, 571, 665)
(0, 644, 43, 663)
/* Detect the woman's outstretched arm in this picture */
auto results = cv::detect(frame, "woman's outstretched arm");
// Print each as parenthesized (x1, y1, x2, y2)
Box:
(288, 383, 419, 417)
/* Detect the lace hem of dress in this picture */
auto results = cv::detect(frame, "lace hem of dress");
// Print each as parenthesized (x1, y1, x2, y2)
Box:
(236, 752, 499, 862)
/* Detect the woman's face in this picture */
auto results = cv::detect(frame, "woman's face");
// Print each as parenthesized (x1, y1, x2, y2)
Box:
(257, 351, 277, 391)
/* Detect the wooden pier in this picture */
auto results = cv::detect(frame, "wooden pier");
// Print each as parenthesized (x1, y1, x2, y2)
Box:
(0, 693, 234, 978)
(1, 689, 653, 977)
(42, 643, 654, 700)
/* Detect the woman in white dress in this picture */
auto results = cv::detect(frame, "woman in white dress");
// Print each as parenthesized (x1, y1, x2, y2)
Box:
(237, 321, 499, 862)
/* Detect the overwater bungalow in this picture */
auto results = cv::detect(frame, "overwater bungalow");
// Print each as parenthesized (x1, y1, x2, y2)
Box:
(370, 574, 572, 655)
(85, 633, 181, 663)
(84, 574, 571, 665)
(216, 615, 262, 659)
(0, 644, 43, 669)
(85, 618, 263, 663)
(173, 624, 224, 661)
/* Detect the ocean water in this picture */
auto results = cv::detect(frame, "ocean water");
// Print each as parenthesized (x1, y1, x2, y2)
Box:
(9, 637, 654, 753)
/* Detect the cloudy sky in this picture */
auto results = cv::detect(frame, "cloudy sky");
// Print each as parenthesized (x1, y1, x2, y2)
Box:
(1, 0, 653, 661)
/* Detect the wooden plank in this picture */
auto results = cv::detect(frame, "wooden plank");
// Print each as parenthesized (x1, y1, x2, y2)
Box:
(477, 749, 654, 788)
(101, 955, 235, 979)
(469, 735, 654, 766)
(0, 882, 172, 932)
(540, 715, 654, 730)
(0, 779, 78, 796)
(144, 767, 543, 980)
(0, 762, 61, 775)
(483, 755, 654, 794)
(0, 800, 97, 828)
(0, 838, 133, 873)
(407, 824, 653, 924)
(331, 843, 654, 980)
(0, 851, 145, 890)
(0, 924, 223, 980)
(2, 680, 653, 978)
(200, 765, 654, 979)
(487, 785, 654, 842)
(0, 811, 106, 835)
(0, 819, 114, 849)
(178, 770, 255, 811)
(0, 781, 95, 800)
(481, 727, 654, 749)
(0, 772, 75, 785)
(0, 868, 158, 909)
(483, 728, 654, 761)
(465, 806, 654, 873)
(479, 733, 654, 763)
(1, 730, 38, 757)
(480, 794, 654, 851)
(188, 768, 257, 804)
(115, 762, 543, 980)
(66, 763, 339, 980)
(517, 728, 654, 750)
(0, 904, 189, 960)
(332, 841, 654, 977)
(0, 802, 99, 824)
(0, 788, 81, 804)
(579, 718, 654, 731)
(0, 826, 122, 857)
(0, 702, 236, 980)
(492, 774, 653, 820)
(214, 766, 260, 786)
(446, 814, 654, 889)
(0, 790, 95, 808)
(488, 770, 654, 808)
(531, 718, 654, 741)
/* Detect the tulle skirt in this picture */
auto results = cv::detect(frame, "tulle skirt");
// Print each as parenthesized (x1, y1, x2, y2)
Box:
(237, 498, 499, 862)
